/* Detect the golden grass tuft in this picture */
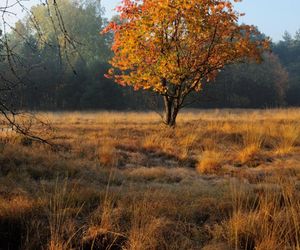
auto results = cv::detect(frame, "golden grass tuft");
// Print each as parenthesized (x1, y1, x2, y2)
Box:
(236, 123, 264, 165)
(127, 167, 195, 183)
(98, 140, 119, 167)
(142, 130, 174, 153)
(179, 132, 198, 159)
(274, 123, 300, 155)
(196, 150, 224, 174)
(237, 144, 260, 165)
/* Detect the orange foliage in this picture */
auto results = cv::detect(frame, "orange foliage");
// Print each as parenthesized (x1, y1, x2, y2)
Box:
(102, 0, 269, 125)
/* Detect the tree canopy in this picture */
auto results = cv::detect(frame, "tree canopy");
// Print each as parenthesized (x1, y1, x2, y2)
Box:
(103, 0, 269, 126)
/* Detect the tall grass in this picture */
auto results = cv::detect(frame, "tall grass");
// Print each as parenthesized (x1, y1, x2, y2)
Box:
(225, 177, 300, 250)
(47, 180, 84, 250)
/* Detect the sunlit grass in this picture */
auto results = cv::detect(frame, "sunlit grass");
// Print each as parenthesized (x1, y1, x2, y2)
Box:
(196, 150, 225, 174)
(1, 109, 300, 249)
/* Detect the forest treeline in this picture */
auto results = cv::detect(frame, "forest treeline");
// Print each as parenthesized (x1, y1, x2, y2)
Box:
(1, 0, 299, 110)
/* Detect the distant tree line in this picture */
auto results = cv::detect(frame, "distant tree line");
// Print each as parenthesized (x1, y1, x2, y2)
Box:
(1, 0, 299, 111)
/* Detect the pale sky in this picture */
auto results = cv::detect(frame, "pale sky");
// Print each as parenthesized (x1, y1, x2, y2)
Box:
(101, 0, 300, 42)
(4, 0, 300, 42)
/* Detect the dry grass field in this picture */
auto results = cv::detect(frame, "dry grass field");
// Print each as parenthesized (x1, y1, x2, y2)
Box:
(0, 109, 300, 250)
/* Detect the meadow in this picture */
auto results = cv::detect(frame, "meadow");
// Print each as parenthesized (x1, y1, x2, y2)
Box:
(0, 109, 300, 250)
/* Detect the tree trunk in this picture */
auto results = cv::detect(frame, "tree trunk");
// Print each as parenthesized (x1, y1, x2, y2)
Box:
(163, 96, 180, 127)
(170, 103, 179, 127)
(164, 96, 172, 125)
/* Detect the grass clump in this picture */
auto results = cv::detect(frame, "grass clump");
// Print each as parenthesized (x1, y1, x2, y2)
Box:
(236, 124, 264, 165)
(197, 150, 225, 174)
(98, 140, 119, 167)
(274, 123, 300, 155)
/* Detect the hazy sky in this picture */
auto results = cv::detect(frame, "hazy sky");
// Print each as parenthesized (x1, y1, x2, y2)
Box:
(6, 0, 300, 42)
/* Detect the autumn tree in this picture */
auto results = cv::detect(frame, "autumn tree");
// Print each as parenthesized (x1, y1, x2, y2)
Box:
(103, 0, 269, 126)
